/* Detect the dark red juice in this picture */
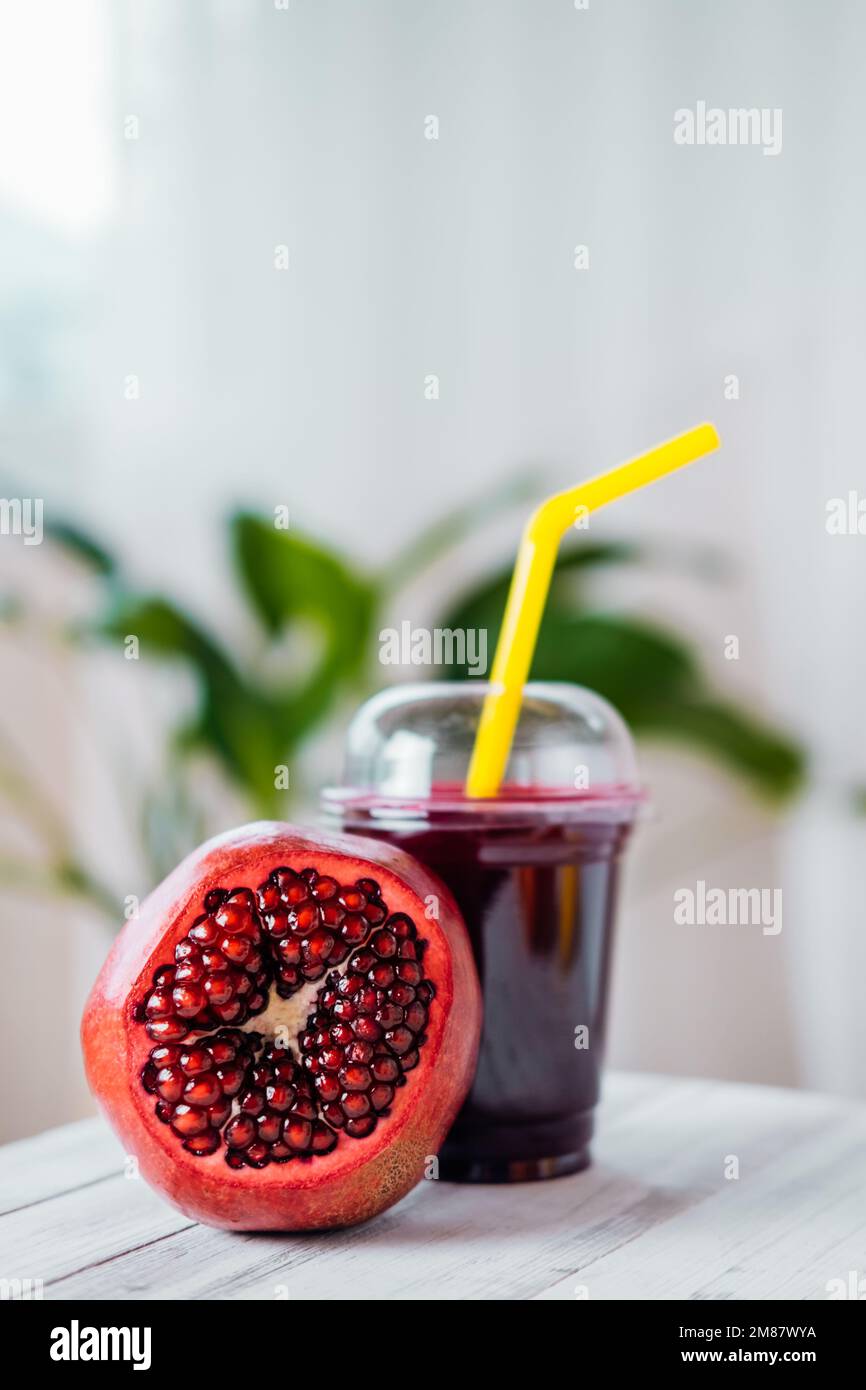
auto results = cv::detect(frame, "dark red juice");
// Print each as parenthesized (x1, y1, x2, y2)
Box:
(338, 794, 633, 1182)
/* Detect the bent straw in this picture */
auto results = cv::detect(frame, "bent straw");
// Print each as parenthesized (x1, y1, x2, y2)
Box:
(465, 423, 721, 798)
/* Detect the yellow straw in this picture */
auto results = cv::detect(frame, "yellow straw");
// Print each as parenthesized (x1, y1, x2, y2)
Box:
(465, 423, 721, 798)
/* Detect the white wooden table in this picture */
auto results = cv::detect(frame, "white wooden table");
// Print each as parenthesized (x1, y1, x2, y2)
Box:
(2, 1072, 864, 1301)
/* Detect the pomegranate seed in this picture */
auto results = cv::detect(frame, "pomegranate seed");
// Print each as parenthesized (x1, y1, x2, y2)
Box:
(283, 1116, 313, 1151)
(405, 1001, 427, 1032)
(145, 989, 173, 1019)
(180, 1047, 213, 1076)
(345, 1115, 376, 1138)
(357, 986, 378, 1014)
(203, 972, 234, 1006)
(215, 904, 247, 934)
(138, 865, 433, 1165)
(265, 1083, 294, 1112)
(183, 1075, 222, 1107)
(208, 1100, 231, 1128)
(354, 1016, 383, 1042)
(371, 930, 397, 958)
(171, 1104, 209, 1137)
(211, 1000, 243, 1024)
(376, 1003, 404, 1030)
(147, 1017, 188, 1043)
(184, 1128, 220, 1156)
(341, 1092, 371, 1120)
(370, 1084, 393, 1111)
(385, 1027, 414, 1056)
(341, 914, 368, 945)
(174, 960, 204, 983)
(240, 1089, 264, 1115)
(257, 1114, 282, 1144)
(389, 982, 415, 1007)
(156, 1066, 184, 1103)
(371, 1056, 400, 1083)
(303, 929, 334, 963)
(311, 1123, 337, 1154)
(290, 901, 319, 935)
(311, 876, 338, 900)
(339, 1065, 372, 1092)
(226, 1115, 256, 1149)
(338, 888, 366, 912)
(172, 983, 207, 1018)
(190, 918, 218, 946)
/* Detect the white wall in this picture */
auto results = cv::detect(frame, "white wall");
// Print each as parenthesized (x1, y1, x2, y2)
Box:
(3, 0, 866, 1138)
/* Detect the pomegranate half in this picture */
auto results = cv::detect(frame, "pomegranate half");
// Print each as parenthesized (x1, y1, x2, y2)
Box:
(82, 822, 481, 1231)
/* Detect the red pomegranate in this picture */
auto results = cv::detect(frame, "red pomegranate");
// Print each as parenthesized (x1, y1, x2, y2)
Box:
(82, 823, 481, 1231)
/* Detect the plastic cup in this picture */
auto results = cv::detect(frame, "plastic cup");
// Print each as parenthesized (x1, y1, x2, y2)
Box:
(323, 681, 642, 1182)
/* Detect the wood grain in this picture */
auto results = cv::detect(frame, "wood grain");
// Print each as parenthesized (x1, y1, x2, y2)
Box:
(1, 1074, 863, 1300)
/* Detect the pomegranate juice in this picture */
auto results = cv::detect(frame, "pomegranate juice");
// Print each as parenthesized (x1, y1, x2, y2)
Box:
(340, 796, 633, 1182)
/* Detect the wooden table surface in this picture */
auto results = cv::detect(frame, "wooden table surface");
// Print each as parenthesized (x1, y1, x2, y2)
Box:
(2, 1072, 864, 1301)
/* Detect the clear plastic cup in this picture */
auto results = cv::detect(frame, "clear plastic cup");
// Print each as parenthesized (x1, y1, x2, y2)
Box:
(323, 681, 642, 1182)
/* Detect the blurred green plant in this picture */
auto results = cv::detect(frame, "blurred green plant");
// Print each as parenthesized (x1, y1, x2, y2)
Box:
(4, 477, 805, 921)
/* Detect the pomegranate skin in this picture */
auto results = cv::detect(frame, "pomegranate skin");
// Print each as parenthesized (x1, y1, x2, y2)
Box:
(82, 822, 481, 1231)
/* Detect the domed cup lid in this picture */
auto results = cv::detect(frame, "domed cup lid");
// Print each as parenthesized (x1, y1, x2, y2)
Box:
(323, 681, 642, 824)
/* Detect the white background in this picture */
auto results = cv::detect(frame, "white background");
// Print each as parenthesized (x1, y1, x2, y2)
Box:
(2, 0, 865, 1140)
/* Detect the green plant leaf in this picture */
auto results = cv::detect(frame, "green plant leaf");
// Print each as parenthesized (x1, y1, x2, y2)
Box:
(531, 611, 699, 711)
(233, 514, 374, 648)
(99, 595, 286, 804)
(232, 513, 378, 742)
(438, 569, 804, 800)
(635, 697, 806, 800)
(381, 469, 541, 591)
(46, 520, 117, 576)
(440, 541, 644, 641)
